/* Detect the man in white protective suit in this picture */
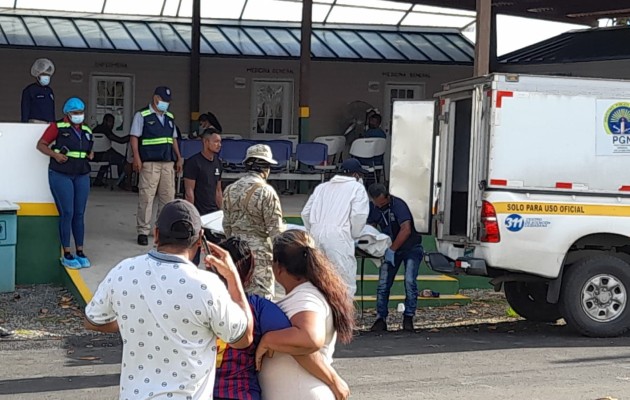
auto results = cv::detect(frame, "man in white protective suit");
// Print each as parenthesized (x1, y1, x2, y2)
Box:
(301, 158, 370, 298)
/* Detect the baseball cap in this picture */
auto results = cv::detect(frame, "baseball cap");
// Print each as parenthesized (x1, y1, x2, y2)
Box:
(244, 144, 277, 165)
(341, 158, 369, 175)
(156, 200, 201, 244)
(154, 86, 172, 102)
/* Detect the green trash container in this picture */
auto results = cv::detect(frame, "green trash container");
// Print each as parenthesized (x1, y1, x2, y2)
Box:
(0, 201, 19, 293)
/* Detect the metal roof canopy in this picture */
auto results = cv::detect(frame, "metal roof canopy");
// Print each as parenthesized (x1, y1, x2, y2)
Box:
(0, 14, 474, 63)
(389, 0, 630, 26)
(500, 25, 630, 64)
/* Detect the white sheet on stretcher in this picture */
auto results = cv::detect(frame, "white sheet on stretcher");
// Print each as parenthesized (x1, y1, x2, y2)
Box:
(201, 212, 391, 258)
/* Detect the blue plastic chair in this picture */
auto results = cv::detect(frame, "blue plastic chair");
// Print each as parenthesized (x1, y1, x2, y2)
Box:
(296, 142, 328, 171)
(220, 139, 251, 170)
(178, 139, 203, 159)
(266, 140, 293, 171)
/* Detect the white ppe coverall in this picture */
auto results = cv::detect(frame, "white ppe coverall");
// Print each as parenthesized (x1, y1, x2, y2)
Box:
(301, 175, 369, 298)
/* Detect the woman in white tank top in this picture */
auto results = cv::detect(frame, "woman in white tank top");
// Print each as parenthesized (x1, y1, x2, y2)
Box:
(255, 230, 356, 400)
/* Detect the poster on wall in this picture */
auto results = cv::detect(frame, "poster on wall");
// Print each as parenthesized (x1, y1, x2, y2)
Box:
(596, 99, 630, 155)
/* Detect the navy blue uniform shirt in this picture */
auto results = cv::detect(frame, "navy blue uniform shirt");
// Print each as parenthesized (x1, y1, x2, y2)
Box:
(21, 83, 55, 122)
(368, 195, 422, 252)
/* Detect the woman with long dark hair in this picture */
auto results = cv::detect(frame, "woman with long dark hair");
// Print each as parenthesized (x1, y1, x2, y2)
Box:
(212, 237, 349, 400)
(255, 230, 355, 399)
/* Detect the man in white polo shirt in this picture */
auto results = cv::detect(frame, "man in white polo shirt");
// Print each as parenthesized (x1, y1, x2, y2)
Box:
(85, 199, 253, 400)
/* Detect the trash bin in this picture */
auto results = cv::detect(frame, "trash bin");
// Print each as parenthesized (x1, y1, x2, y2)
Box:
(0, 201, 19, 293)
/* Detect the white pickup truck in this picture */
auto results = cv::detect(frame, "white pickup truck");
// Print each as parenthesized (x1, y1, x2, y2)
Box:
(389, 73, 630, 337)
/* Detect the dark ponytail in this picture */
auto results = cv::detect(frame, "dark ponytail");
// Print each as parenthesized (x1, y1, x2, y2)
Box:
(273, 230, 356, 344)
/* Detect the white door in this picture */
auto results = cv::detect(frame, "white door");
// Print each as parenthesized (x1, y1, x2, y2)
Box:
(89, 75, 134, 156)
(383, 83, 425, 178)
(250, 80, 293, 138)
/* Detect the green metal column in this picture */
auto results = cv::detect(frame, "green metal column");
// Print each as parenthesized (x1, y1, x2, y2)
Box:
(298, 0, 312, 142)
(190, 0, 201, 131)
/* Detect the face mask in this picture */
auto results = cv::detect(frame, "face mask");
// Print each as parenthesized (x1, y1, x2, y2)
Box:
(38, 75, 50, 86)
(70, 114, 84, 125)
(157, 101, 170, 112)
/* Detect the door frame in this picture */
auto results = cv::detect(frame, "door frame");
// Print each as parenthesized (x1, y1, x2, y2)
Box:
(249, 79, 294, 139)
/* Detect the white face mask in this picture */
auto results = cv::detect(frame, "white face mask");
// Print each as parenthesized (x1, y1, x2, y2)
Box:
(70, 114, 85, 125)
(157, 101, 170, 112)
(38, 75, 51, 86)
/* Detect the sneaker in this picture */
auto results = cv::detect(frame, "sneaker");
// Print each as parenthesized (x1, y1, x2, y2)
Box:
(403, 316, 414, 332)
(0, 326, 13, 338)
(137, 234, 148, 246)
(60, 255, 82, 269)
(76, 255, 91, 268)
(370, 318, 387, 332)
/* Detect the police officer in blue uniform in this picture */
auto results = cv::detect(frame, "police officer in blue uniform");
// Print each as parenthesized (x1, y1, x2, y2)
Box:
(36, 97, 94, 269)
(130, 86, 184, 246)
(21, 58, 56, 123)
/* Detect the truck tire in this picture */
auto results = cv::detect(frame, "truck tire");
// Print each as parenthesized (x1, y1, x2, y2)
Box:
(559, 255, 630, 338)
(504, 281, 561, 322)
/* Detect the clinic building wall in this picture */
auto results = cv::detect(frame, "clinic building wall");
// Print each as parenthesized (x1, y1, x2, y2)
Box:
(0, 47, 471, 139)
(501, 59, 630, 80)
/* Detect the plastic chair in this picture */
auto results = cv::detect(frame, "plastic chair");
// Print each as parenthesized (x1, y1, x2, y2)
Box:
(179, 139, 203, 159)
(90, 133, 113, 186)
(220, 139, 251, 170)
(266, 140, 292, 171)
(276, 135, 299, 154)
(296, 142, 328, 172)
(314, 135, 346, 167)
(349, 138, 387, 182)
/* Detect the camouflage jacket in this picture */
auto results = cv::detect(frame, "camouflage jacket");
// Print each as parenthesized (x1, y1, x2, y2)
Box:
(222, 172, 285, 243)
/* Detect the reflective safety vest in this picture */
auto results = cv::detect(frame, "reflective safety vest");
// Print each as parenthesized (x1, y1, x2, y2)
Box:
(49, 120, 93, 175)
(138, 108, 176, 162)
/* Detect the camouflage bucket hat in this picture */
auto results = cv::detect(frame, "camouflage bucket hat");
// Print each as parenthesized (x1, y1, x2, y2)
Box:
(244, 144, 277, 165)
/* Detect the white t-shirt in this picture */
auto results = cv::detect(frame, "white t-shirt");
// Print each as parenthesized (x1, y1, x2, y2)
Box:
(258, 282, 336, 400)
(86, 250, 248, 400)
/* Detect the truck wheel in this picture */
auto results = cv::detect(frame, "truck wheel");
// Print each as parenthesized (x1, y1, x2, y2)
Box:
(560, 255, 630, 338)
(504, 281, 561, 322)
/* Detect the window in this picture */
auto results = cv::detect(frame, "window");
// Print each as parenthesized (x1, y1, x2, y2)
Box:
(22, 17, 60, 47)
(0, 16, 33, 46)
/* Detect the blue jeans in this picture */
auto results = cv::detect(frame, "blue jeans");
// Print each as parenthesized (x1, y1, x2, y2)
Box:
(376, 245, 424, 319)
(48, 169, 90, 248)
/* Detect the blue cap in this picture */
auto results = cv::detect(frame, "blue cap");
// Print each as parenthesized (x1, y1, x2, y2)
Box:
(341, 158, 369, 175)
(63, 97, 85, 114)
(154, 86, 172, 101)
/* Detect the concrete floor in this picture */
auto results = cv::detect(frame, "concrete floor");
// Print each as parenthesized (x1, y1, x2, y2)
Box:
(82, 187, 308, 295)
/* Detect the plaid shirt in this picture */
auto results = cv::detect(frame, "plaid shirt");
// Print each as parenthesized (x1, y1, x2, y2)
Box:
(214, 295, 291, 399)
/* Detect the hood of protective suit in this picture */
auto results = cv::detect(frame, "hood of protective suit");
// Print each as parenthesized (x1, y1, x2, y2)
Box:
(329, 175, 358, 184)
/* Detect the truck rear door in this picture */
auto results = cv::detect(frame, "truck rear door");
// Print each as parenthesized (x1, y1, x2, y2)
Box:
(389, 100, 436, 234)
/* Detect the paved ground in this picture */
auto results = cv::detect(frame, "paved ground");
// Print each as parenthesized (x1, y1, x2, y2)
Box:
(1, 320, 628, 400)
(82, 188, 308, 293)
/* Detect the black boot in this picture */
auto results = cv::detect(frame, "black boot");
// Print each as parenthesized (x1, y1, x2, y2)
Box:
(370, 318, 387, 332)
(403, 316, 414, 332)
(137, 234, 148, 246)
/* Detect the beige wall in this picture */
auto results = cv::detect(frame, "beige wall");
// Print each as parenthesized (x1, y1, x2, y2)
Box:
(501, 60, 630, 80)
(1, 48, 472, 141)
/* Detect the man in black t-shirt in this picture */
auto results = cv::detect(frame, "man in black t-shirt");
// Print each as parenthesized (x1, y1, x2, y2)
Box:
(184, 128, 223, 216)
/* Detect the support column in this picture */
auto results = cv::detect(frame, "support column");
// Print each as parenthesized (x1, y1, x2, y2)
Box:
(474, 0, 491, 76)
(189, 0, 201, 131)
(298, 0, 312, 142)
(489, 7, 498, 73)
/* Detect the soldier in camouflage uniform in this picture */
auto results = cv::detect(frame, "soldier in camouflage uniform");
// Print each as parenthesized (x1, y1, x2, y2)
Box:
(222, 144, 285, 299)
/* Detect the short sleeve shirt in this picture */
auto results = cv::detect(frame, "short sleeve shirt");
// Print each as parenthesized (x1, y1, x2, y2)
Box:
(85, 250, 248, 400)
(368, 196, 422, 252)
(130, 104, 178, 138)
(184, 153, 223, 215)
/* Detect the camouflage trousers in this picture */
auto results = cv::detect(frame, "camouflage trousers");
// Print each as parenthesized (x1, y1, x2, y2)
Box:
(244, 239, 276, 300)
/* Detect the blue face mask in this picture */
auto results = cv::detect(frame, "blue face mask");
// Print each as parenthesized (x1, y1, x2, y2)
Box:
(156, 101, 170, 112)
(38, 75, 50, 86)
(70, 114, 84, 125)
